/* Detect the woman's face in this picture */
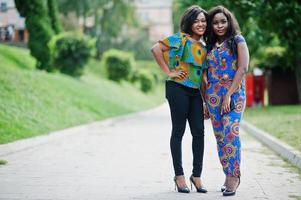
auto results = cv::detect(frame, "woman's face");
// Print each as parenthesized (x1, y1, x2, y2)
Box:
(212, 12, 228, 37)
(191, 12, 207, 37)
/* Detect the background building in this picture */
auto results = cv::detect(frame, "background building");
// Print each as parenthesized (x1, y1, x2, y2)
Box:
(0, 0, 174, 44)
(134, 0, 173, 42)
(0, 0, 28, 43)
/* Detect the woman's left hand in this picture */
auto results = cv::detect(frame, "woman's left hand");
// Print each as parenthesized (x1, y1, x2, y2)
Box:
(221, 94, 231, 115)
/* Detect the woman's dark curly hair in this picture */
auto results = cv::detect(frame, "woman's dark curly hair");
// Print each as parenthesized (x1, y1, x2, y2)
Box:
(180, 5, 208, 36)
(206, 5, 241, 47)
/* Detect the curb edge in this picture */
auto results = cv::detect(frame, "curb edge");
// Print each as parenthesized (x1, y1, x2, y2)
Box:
(241, 121, 301, 170)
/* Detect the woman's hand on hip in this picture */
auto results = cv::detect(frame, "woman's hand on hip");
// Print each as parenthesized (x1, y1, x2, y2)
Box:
(168, 70, 187, 79)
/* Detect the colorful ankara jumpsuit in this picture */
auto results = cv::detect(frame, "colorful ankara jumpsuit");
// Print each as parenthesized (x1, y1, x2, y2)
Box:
(205, 35, 246, 178)
(160, 32, 208, 177)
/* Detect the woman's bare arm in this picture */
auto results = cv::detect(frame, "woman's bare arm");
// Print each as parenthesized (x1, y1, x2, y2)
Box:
(151, 43, 186, 79)
(222, 42, 249, 114)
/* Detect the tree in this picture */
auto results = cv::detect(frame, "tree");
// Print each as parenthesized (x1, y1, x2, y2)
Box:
(58, 0, 98, 31)
(253, 1, 301, 102)
(92, 0, 136, 58)
(47, 0, 62, 34)
(58, 0, 136, 58)
(15, 0, 54, 71)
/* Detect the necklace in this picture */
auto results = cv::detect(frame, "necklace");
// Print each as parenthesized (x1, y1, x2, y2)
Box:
(215, 41, 224, 48)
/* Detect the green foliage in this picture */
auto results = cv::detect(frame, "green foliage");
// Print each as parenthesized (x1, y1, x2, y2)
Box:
(172, 1, 183, 32)
(137, 69, 155, 93)
(58, 0, 95, 17)
(102, 49, 135, 82)
(14, 0, 54, 71)
(49, 32, 95, 77)
(131, 60, 166, 93)
(47, 0, 62, 33)
(28, 19, 54, 71)
(100, 0, 136, 38)
(253, 1, 301, 70)
(94, 0, 137, 58)
(256, 46, 286, 69)
(58, 0, 142, 59)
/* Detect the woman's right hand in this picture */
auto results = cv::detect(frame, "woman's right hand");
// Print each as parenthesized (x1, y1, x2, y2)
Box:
(167, 70, 187, 79)
(203, 104, 210, 120)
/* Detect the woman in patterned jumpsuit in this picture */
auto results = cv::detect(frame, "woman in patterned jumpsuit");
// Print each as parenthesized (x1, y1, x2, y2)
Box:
(204, 6, 249, 196)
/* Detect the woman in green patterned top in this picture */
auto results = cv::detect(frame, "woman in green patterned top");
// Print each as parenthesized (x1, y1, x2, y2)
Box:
(151, 5, 208, 194)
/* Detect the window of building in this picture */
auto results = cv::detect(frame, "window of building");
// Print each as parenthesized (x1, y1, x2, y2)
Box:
(0, 2, 8, 12)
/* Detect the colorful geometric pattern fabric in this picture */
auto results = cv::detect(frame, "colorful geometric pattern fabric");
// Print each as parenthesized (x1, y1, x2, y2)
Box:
(205, 35, 246, 177)
(160, 32, 207, 89)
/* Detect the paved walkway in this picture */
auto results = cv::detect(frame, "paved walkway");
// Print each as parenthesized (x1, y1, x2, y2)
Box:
(0, 104, 301, 200)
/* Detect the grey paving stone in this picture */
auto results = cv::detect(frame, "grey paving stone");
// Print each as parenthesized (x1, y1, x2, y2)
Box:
(0, 104, 300, 200)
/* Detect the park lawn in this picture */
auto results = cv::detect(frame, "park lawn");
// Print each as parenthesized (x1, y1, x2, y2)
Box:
(244, 105, 301, 151)
(0, 44, 165, 144)
(0, 44, 36, 70)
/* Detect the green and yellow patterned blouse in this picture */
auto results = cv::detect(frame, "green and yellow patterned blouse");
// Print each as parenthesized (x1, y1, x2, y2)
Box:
(160, 32, 207, 89)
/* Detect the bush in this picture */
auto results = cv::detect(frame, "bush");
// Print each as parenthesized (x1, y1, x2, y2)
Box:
(49, 32, 95, 77)
(102, 49, 135, 82)
(137, 69, 154, 93)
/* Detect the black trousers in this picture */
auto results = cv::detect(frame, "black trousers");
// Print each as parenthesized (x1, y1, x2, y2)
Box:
(165, 81, 205, 177)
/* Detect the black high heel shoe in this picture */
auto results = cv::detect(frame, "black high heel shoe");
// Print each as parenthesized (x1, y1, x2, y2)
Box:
(189, 175, 208, 193)
(174, 176, 190, 193)
(223, 177, 240, 196)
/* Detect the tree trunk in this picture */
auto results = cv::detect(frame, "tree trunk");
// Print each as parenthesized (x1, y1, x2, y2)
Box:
(83, 10, 87, 33)
(295, 61, 301, 103)
(92, 8, 99, 37)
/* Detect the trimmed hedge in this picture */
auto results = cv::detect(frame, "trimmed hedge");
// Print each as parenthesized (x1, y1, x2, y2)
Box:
(49, 32, 95, 77)
(102, 49, 135, 82)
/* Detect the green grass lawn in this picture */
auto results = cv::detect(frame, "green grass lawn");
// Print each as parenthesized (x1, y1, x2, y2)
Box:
(244, 105, 301, 151)
(0, 44, 165, 144)
(0, 44, 36, 70)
